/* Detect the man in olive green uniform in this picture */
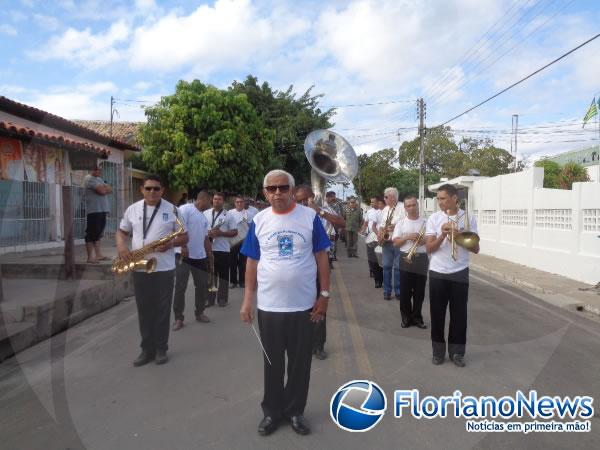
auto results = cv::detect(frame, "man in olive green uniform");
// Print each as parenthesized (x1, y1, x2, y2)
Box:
(344, 197, 363, 258)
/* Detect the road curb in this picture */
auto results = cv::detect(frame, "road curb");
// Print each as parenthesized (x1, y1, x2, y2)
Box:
(471, 263, 551, 294)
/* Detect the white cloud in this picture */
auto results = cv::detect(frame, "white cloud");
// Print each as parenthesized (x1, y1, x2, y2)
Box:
(33, 14, 60, 31)
(129, 0, 310, 73)
(135, 0, 156, 10)
(31, 21, 130, 68)
(0, 24, 18, 36)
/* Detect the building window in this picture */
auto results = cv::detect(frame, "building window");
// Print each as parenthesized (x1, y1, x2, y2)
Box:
(481, 210, 497, 225)
(534, 209, 573, 230)
(501, 209, 528, 227)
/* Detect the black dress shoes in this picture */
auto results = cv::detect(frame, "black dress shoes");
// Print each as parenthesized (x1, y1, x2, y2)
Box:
(413, 320, 427, 329)
(155, 350, 168, 365)
(450, 354, 466, 367)
(432, 355, 444, 365)
(133, 350, 154, 367)
(258, 416, 278, 436)
(290, 415, 310, 435)
(314, 348, 328, 360)
(400, 319, 410, 328)
(374, 282, 382, 288)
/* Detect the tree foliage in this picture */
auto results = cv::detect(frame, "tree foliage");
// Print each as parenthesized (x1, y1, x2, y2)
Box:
(357, 148, 440, 200)
(534, 159, 589, 189)
(398, 126, 520, 178)
(139, 80, 274, 194)
(230, 75, 335, 185)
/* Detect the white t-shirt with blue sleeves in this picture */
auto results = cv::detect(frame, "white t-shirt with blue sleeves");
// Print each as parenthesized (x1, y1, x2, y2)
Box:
(241, 203, 330, 312)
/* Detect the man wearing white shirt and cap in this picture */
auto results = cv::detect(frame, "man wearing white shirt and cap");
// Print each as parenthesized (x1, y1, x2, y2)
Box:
(392, 195, 428, 329)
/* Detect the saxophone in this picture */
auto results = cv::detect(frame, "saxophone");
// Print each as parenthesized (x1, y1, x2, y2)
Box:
(378, 206, 395, 245)
(112, 208, 185, 275)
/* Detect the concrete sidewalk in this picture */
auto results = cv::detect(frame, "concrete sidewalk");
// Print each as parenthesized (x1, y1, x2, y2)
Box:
(471, 253, 600, 318)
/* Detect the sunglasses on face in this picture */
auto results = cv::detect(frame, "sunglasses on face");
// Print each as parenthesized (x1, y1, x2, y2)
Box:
(144, 186, 161, 192)
(265, 185, 290, 193)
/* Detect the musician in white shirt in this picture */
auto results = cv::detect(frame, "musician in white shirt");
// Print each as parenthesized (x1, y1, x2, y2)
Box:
(392, 195, 428, 329)
(204, 192, 238, 307)
(425, 184, 479, 368)
(376, 187, 405, 300)
(229, 195, 249, 288)
(361, 196, 384, 288)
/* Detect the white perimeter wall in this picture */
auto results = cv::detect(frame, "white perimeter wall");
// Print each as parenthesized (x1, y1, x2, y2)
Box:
(425, 167, 600, 284)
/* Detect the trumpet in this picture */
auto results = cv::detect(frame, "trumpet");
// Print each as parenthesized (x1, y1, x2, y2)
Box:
(403, 223, 426, 264)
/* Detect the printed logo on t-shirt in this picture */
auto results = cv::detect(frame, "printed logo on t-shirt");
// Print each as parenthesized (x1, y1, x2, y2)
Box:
(278, 234, 293, 257)
(162, 212, 169, 221)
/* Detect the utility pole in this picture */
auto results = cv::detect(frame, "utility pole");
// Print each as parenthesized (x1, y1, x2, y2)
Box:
(418, 98, 426, 210)
(110, 96, 119, 140)
(512, 114, 519, 172)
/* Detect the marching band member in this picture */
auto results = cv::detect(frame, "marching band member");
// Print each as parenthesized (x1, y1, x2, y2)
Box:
(172, 191, 212, 331)
(204, 192, 238, 307)
(376, 187, 404, 300)
(240, 170, 331, 436)
(229, 195, 248, 289)
(425, 184, 479, 367)
(116, 174, 188, 366)
(361, 196, 383, 287)
(392, 195, 428, 329)
(295, 185, 345, 360)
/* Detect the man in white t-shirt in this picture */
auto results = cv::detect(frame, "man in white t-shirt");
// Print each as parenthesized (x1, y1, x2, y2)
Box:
(240, 170, 331, 437)
(376, 187, 405, 300)
(425, 184, 479, 368)
(116, 174, 188, 366)
(294, 185, 345, 361)
(245, 198, 259, 222)
(204, 192, 238, 307)
(229, 195, 249, 289)
(172, 191, 213, 331)
(392, 195, 428, 329)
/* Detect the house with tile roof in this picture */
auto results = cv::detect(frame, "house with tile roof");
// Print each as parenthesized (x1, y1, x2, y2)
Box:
(0, 96, 139, 255)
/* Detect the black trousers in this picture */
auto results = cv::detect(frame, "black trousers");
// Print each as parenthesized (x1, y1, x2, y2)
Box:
(85, 212, 107, 242)
(429, 268, 469, 358)
(366, 244, 383, 284)
(208, 251, 230, 305)
(173, 256, 207, 321)
(258, 309, 314, 419)
(399, 252, 428, 322)
(229, 245, 246, 286)
(133, 270, 175, 354)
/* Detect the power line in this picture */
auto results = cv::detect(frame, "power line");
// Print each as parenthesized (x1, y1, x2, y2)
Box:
(437, 32, 600, 127)
(323, 98, 415, 108)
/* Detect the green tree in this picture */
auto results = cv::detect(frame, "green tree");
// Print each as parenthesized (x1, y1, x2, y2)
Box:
(139, 80, 274, 194)
(559, 162, 590, 189)
(230, 75, 335, 185)
(534, 159, 562, 188)
(398, 126, 458, 174)
(357, 149, 397, 199)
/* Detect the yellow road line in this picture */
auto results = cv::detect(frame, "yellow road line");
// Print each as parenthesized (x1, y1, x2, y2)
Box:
(333, 266, 373, 377)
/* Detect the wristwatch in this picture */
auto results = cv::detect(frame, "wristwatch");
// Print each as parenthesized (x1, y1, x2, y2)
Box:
(319, 209, 326, 218)
(320, 290, 330, 298)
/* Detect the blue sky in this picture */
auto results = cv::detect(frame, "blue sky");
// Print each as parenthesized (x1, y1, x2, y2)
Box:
(1, 0, 599, 167)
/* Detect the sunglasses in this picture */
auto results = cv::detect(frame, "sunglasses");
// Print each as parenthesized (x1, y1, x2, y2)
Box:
(144, 186, 161, 192)
(265, 185, 290, 193)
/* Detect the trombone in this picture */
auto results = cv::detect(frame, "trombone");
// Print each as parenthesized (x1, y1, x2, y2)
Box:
(446, 193, 480, 260)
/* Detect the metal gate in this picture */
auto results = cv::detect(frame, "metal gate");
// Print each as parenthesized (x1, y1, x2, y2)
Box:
(0, 180, 52, 247)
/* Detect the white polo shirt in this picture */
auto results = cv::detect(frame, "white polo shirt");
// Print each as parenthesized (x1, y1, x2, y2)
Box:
(425, 209, 478, 274)
(392, 217, 427, 253)
(204, 208, 237, 253)
(241, 203, 330, 312)
(119, 199, 183, 272)
(365, 207, 380, 232)
(177, 203, 209, 259)
(229, 208, 249, 226)
(246, 206, 259, 222)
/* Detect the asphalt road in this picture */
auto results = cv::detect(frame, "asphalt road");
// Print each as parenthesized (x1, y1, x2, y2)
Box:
(1, 246, 599, 450)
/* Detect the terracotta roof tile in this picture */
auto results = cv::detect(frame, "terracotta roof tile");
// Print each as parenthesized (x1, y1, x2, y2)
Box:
(0, 120, 111, 157)
(72, 120, 141, 147)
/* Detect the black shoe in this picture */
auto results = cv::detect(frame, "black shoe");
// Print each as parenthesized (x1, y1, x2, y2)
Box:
(450, 354, 466, 367)
(401, 319, 410, 328)
(239, 283, 245, 288)
(314, 348, 328, 360)
(432, 355, 444, 365)
(133, 350, 154, 367)
(395, 294, 401, 301)
(384, 294, 391, 300)
(413, 320, 427, 329)
(290, 415, 310, 435)
(374, 282, 382, 288)
(155, 350, 168, 365)
(258, 416, 278, 436)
